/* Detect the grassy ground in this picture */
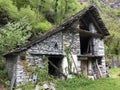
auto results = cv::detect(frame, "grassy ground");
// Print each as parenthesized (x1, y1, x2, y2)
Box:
(56, 77, 120, 90)
(108, 68, 120, 78)
(4, 68, 120, 90)
(56, 68, 120, 90)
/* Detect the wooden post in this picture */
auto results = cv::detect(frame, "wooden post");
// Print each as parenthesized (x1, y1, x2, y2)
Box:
(69, 51, 79, 76)
(96, 60, 103, 78)
(81, 60, 88, 77)
(48, 60, 67, 79)
(111, 56, 115, 68)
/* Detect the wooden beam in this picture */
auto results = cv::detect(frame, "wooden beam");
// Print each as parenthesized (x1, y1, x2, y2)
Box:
(48, 60, 67, 79)
(88, 12, 104, 35)
(81, 19, 88, 27)
(96, 60, 103, 78)
(69, 51, 79, 77)
(71, 27, 103, 38)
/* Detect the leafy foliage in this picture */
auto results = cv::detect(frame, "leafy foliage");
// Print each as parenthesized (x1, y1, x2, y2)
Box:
(0, 0, 18, 25)
(12, 0, 30, 9)
(34, 20, 52, 34)
(18, 6, 36, 24)
(0, 18, 31, 53)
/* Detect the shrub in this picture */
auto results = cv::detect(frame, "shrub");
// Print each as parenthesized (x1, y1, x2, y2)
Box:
(0, 18, 32, 53)
(18, 6, 36, 24)
(0, 0, 18, 25)
(34, 20, 52, 34)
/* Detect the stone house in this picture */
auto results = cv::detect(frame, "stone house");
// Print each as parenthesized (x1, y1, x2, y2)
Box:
(4, 5, 109, 86)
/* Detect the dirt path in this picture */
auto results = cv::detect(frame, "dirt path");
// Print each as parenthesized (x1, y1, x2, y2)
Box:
(0, 84, 4, 90)
(110, 73, 120, 78)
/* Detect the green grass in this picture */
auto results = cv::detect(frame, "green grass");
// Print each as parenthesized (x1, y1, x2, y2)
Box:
(56, 77, 120, 90)
(15, 68, 120, 90)
(81, 78, 120, 90)
(108, 68, 120, 78)
(56, 68, 120, 90)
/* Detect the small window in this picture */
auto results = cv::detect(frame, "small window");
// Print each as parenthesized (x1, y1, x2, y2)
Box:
(54, 42, 58, 49)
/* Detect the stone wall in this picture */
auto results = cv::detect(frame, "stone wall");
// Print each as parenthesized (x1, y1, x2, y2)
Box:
(93, 38, 105, 56)
(63, 29, 80, 55)
(15, 53, 45, 86)
(27, 30, 80, 55)
(28, 32, 63, 55)
(6, 56, 17, 79)
(14, 29, 81, 86)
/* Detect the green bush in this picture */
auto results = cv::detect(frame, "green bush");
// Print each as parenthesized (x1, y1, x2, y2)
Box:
(0, 18, 32, 53)
(34, 20, 52, 34)
(18, 6, 36, 24)
(0, 69, 9, 87)
(0, 0, 18, 25)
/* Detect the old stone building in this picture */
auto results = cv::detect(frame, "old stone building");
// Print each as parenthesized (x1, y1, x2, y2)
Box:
(4, 5, 109, 86)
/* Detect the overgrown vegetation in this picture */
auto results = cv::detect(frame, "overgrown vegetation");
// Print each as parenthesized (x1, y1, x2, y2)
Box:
(15, 57, 55, 89)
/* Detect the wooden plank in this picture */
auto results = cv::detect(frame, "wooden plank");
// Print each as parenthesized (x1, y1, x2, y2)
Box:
(88, 11, 104, 35)
(10, 76, 16, 90)
(10, 65, 16, 90)
(69, 51, 79, 76)
(71, 27, 103, 38)
(96, 60, 103, 78)
(48, 60, 67, 79)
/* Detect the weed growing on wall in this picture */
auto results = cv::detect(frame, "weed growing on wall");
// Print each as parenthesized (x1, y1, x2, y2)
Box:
(16, 57, 55, 89)
(32, 57, 55, 85)
(65, 46, 72, 74)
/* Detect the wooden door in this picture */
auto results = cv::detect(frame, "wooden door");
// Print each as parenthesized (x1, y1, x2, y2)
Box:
(81, 60, 88, 76)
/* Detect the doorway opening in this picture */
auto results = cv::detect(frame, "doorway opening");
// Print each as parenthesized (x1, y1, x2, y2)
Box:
(80, 36, 92, 55)
(48, 55, 63, 78)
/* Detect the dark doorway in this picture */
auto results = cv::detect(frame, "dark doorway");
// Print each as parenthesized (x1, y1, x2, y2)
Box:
(48, 55, 63, 78)
(80, 36, 91, 54)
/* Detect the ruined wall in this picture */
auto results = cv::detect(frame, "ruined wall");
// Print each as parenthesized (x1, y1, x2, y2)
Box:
(15, 53, 45, 86)
(63, 29, 80, 55)
(15, 55, 29, 86)
(14, 29, 81, 86)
